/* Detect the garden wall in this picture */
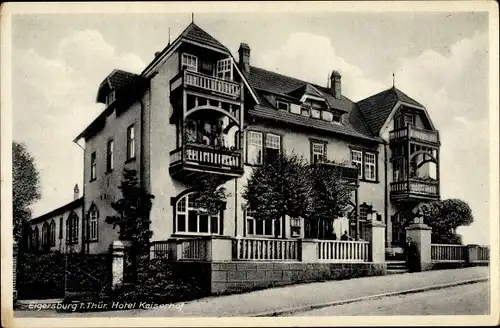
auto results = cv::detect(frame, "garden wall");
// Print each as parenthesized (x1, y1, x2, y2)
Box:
(169, 261, 386, 295)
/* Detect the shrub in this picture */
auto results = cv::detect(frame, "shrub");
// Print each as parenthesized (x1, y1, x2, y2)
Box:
(17, 251, 65, 299)
(100, 258, 206, 305)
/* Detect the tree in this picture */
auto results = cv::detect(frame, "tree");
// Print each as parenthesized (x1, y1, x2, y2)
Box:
(105, 169, 154, 283)
(13, 141, 41, 244)
(243, 152, 313, 238)
(308, 161, 353, 238)
(413, 198, 473, 244)
(193, 174, 229, 216)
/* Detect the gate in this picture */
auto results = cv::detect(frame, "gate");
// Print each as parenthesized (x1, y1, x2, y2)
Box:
(64, 253, 112, 299)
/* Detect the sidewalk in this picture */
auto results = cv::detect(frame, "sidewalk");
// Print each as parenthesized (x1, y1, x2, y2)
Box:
(16, 266, 489, 317)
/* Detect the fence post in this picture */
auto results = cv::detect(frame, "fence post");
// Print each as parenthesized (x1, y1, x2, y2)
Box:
(405, 219, 432, 271)
(366, 221, 386, 264)
(13, 242, 18, 302)
(300, 239, 318, 263)
(207, 236, 232, 262)
(466, 244, 479, 266)
(111, 240, 128, 290)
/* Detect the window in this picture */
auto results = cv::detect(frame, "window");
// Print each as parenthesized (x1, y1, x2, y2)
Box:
(49, 220, 56, 247)
(59, 217, 63, 239)
(311, 142, 326, 164)
(351, 150, 362, 178)
(276, 101, 290, 111)
(301, 106, 310, 117)
(332, 113, 341, 123)
(66, 212, 79, 244)
(311, 109, 321, 119)
(32, 226, 39, 250)
(106, 90, 116, 106)
(106, 140, 114, 172)
(351, 149, 377, 182)
(216, 58, 232, 80)
(265, 134, 281, 164)
(364, 152, 376, 181)
(181, 53, 198, 72)
(404, 113, 414, 126)
(247, 131, 263, 165)
(90, 152, 97, 181)
(89, 206, 98, 241)
(42, 222, 49, 248)
(395, 112, 415, 129)
(245, 210, 281, 237)
(247, 131, 282, 165)
(175, 192, 221, 235)
(127, 124, 135, 160)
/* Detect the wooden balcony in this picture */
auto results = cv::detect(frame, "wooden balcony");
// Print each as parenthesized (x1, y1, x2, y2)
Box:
(389, 125, 439, 146)
(170, 69, 241, 99)
(169, 143, 244, 180)
(390, 179, 440, 202)
(316, 162, 359, 185)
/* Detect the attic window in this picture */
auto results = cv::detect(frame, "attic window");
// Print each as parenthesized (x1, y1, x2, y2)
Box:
(311, 109, 321, 119)
(276, 101, 289, 111)
(181, 53, 198, 72)
(106, 90, 116, 106)
(332, 113, 341, 123)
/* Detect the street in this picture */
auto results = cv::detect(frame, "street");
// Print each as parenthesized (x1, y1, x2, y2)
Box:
(291, 282, 490, 316)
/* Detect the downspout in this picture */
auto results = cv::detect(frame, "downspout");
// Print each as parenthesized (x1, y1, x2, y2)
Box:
(234, 178, 238, 237)
(384, 141, 389, 248)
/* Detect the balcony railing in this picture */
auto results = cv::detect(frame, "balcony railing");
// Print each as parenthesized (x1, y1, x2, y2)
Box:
(170, 69, 241, 98)
(170, 143, 243, 178)
(317, 162, 359, 183)
(390, 179, 439, 199)
(389, 125, 439, 145)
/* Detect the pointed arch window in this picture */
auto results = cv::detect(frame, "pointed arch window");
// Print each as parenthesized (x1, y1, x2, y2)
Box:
(42, 222, 49, 248)
(32, 226, 40, 250)
(49, 220, 56, 247)
(66, 212, 79, 244)
(174, 192, 222, 235)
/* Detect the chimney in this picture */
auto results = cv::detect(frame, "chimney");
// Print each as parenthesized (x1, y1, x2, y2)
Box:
(330, 70, 342, 99)
(73, 184, 80, 200)
(238, 43, 251, 74)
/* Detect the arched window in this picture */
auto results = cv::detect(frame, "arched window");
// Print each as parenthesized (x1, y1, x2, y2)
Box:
(89, 205, 99, 241)
(42, 222, 49, 248)
(175, 192, 222, 235)
(66, 212, 79, 244)
(49, 220, 56, 247)
(33, 226, 40, 250)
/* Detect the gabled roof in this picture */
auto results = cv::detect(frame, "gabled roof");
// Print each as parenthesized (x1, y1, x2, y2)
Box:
(356, 87, 425, 135)
(30, 197, 83, 224)
(180, 23, 230, 53)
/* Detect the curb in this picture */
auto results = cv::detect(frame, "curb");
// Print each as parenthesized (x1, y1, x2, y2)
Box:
(251, 277, 489, 317)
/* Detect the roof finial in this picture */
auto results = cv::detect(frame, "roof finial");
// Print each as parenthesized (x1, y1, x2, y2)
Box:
(392, 72, 395, 88)
(192, 12, 194, 23)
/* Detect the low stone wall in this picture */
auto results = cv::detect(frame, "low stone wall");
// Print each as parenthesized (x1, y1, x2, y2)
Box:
(209, 261, 386, 294)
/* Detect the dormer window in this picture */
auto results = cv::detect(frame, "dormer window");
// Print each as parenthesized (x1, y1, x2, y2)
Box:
(332, 113, 341, 123)
(311, 108, 321, 119)
(301, 105, 310, 117)
(276, 100, 289, 111)
(106, 90, 116, 106)
(181, 53, 198, 72)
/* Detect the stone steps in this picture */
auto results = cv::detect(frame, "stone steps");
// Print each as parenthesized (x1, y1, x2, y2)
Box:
(386, 261, 408, 275)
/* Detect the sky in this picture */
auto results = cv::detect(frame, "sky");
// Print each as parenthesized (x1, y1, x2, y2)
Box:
(10, 7, 492, 244)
